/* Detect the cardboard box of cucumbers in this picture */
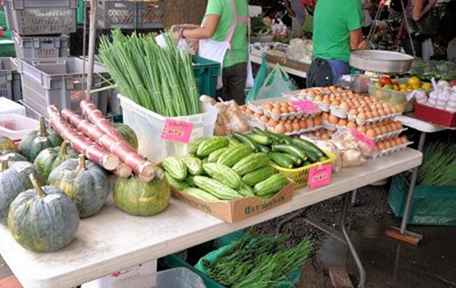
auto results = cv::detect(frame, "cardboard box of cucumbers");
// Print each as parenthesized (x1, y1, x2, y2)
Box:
(161, 128, 332, 222)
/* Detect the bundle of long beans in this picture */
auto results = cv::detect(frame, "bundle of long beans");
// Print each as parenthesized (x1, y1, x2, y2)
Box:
(203, 233, 312, 287)
(417, 142, 456, 186)
(99, 30, 200, 117)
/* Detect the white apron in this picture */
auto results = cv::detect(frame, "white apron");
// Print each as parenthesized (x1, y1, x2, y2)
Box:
(198, 0, 254, 89)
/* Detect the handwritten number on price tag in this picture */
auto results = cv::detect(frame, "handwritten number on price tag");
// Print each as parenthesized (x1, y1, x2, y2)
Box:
(161, 120, 193, 143)
(308, 164, 332, 189)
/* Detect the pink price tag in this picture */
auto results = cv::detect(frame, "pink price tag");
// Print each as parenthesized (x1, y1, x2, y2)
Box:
(308, 164, 333, 189)
(349, 128, 376, 149)
(161, 119, 193, 144)
(292, 100, 320, 114)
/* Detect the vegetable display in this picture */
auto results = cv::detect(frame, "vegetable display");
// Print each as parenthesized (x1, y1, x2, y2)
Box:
(19, 117, 63, 161)
(48, 156, 110, 218)
(198, 233, 313, 288)
(113, 171, 170, 217)
(99, 30, 200, 117)
(0, 161, 34, 222)
(418, 142, 456, 186)
(8, 175, 79, 253)
(0, 152, 27, 163)
(114, 123, 139, 151)
(162, 133, 296, 201)
(0, 136, 17, 152)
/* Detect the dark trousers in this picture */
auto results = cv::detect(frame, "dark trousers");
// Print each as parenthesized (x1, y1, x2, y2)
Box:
(222, 62, 247, 105)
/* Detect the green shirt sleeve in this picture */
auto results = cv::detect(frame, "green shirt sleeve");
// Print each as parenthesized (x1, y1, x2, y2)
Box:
(346, 0, 363, 31)
(206, 0, 224, 16)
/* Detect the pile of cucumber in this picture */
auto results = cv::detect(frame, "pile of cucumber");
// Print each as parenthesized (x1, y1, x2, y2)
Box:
(234, 128, 328, 169)
(161, 136, 290, 202)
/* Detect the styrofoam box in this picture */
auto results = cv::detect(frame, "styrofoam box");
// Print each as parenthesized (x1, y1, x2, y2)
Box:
(81, 260, 157, 288)
(0, 97, 25, 115)
(0, 113, 38, 140)
(118, 94, 218, 163)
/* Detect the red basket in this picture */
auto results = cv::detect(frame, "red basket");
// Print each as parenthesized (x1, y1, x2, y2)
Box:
(414, 103, 456, 127)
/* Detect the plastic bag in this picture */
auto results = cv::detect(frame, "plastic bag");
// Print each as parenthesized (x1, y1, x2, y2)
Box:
(246, 55, 269, 103)
(255, 65, 296, 101)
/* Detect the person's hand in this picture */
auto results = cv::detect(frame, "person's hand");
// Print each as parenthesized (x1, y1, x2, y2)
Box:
(358, 40, 368, 49)
(179, 24, 200, 29)
(170, 25, 184, 41)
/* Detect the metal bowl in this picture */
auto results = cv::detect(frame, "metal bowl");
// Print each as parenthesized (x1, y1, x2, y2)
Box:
(350, 50, 415, 74)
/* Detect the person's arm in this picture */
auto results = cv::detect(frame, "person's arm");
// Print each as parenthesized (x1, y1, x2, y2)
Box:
(412, 0, 438, 21)
(347, 0, 366, 50)
(350, 29, 367, 50)
(182, 15, 220, 40)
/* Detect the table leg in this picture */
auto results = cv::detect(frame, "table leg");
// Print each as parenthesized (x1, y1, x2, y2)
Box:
(341, 193, 366, 288)
(386, 132, 426, 245)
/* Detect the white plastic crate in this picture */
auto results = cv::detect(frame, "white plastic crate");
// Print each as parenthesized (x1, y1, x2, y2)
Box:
(14, 33, 70, 59)
(0, 97, 25, 115)
(0, 113, 38, 140)
(82, 260, 157, 288)
(118, 94, 218, 163)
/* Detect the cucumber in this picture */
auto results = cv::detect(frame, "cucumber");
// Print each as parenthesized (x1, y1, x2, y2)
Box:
(197, 137, 229, 157)
(193, 176, 242, 200)
(242, 166, 277, 186)
(268, 152, 294, 169)
(208, 147, 229, 163)
(232, 153, 270, 176)
(189, 138, 206, 155)
(218, 145, 254, 167)
(227, 135, 242, 147)
(254, 174, 289, 196)
(183, 187, 220, 202)
(182, 156, 203, 175)
(280, 152, 302, 166)
(256, 144, 271, 153)
(162, 157, 187, 180)
(165, 172, 189, 191)
(272, 144, 308, 161)
(260, 129, 282, 144)
(239, 182, 255, 197)
(247, 133, 271, 145)
(203, 163, 241, 189)
(291, 138, 324, 158)
(233, 133, 257, 151)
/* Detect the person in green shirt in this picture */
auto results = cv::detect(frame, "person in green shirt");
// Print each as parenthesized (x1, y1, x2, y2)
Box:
(307, 0, 367, 87)
(180, 0, 249, 104)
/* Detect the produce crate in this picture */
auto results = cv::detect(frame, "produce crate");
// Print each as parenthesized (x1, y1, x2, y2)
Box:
(0, 113, 38, 141)
(4, 0, 77, 36)
(368, 81, 412, 112)
(193, 56, 220, 97)
(0, 57, 17, 100)
(272, 151, 336, 188)
(96, 0, 163, 30)
(13, 33, 70, 60)
(118, 94, 218, 163)
(388, 175, 456, 226)
(17, 57, 111, 118)
(414, 102, 456, 127)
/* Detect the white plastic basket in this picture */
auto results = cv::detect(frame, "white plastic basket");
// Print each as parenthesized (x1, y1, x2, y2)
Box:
(0, 113, 38, 140)
(118, 94, 218, 163)
(0, 97, 25, 115)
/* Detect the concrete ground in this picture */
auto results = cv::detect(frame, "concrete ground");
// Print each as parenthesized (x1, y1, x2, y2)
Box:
(2, 185, 456, 288)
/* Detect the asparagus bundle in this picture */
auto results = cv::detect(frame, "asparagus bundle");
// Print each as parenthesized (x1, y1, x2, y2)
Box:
(99, 30, 200, 117)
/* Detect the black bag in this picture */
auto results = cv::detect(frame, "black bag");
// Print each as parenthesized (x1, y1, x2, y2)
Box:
(306, 58, 333, 88)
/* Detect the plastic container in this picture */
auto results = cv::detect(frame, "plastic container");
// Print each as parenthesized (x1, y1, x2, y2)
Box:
(414, 102, 456, 127)
(17, 57, 111, 118)
(368, 81, 412, 112)
(154, 268, 206, 288)
(0, 39, 15, 57)
(96, 0, 163, 30)
(0, 113, 38, 140)
(388, 175, 456, 226)
(81, 260, 157, 288)
(0, 57, 16, 100)
(119, 94, 218, 163)
(0, 97, 25, 115)
(272, 151, 336, 188)
(14, 33, 70, 59)
(193, 56, 220, 97)
(4, 0, 77, 36)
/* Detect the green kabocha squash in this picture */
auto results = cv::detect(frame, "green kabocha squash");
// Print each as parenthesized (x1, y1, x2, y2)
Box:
(0, 136, 17, 153)
(19, 117, 63, 161)
(48, 155, 109, 218)
(113, 170, 170, 216)
(115, 123, 139, 151)
(0, 161, 35, 222)
(34, 141, 77, 182)
(7, 174, 79, 253)
(0, 152, 27, 163)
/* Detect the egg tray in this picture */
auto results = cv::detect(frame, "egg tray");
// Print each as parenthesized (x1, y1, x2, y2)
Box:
(247, 104, 321, 121)
(370, 142, 414, 160)
(247, 117, 323, 136)
(373, 128, 408, 142)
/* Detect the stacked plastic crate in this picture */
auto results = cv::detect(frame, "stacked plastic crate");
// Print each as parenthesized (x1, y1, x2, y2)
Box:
(4, 0, 111, 119)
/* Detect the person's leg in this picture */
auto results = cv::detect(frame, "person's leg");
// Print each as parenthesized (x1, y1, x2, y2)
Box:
(222, 63, 247, 105)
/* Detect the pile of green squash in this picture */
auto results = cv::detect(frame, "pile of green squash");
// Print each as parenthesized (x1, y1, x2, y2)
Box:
(0, 119, 170, 253)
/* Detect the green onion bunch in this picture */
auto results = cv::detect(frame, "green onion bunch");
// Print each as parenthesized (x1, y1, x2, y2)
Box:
(99, 30, 200, 117)
(418, 142, 456, 186)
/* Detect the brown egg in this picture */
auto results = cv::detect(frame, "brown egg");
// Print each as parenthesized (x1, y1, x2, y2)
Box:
(400, 136, 408, 144)
(358, 126, 367, 133)
(374, 127, 382, 136)
(322, 98, 331, 105)
(280, 106, 288, 114)
(314, 116, 322, 126)
(268, 119, 278, 127)
(329, 114, 339, 124)
(274, 123, 285, 134)
(365, 111, 373, 119)
(260, 115, 269, 123)
(299, 119, 308, 129)
(284, 122, 293, 132)
(348, 109, 358, 116)
(306, 118, 315, 127)
(394, 138, 402, 146)
(371, 111, 379, 118)
(347, 121, 357, 129)
(395, 122, 402, 130)
(292, 122, 300, 131)
(314, 95, 323, 102)
(280, 101, 288, 108)
(272, 108, 281, 115)
(357, 112, 366, 122)
(339, 102, 349, 111)
(379, 126, 388, 134)
(331, 100, 341, 107)
(366, 129, 376, 138)
(322, 112, 329, 121)
(263, 103, 273, 111)
(378, 142, 386, 150)
(338, 119, 347, 126)
(288, 105, 297, 113)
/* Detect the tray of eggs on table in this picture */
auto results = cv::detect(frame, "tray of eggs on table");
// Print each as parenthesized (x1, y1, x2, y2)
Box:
(286, 86, 413, 158)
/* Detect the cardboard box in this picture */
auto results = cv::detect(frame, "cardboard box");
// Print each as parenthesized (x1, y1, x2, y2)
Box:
(173, 184, 295, 223)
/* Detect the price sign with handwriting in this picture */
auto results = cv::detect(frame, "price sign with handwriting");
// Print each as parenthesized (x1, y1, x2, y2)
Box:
(161, 119, 193, 143)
